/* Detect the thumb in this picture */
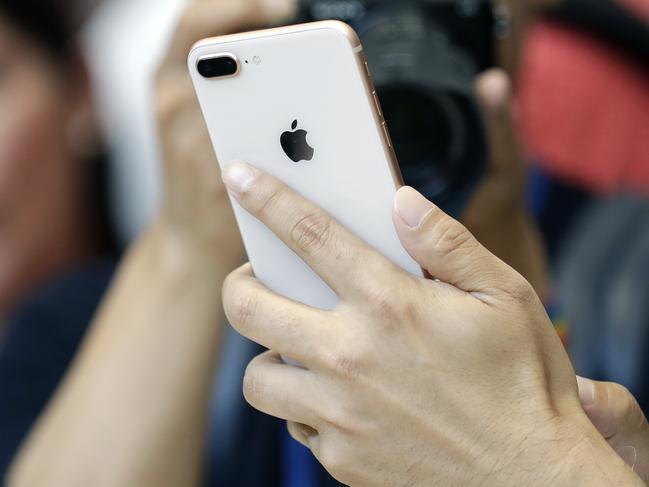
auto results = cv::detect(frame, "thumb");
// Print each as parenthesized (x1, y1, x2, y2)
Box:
(577, 376, 649, 480)
(393, 186, 521, 296)
(577, 376, 648, 440)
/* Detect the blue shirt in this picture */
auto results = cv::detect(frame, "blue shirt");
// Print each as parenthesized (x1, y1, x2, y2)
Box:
(0, 261, 338, 487)
(281, 426, 319, 487)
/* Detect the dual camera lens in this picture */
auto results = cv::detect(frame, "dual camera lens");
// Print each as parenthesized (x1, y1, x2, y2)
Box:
(197, 55, 239, 79)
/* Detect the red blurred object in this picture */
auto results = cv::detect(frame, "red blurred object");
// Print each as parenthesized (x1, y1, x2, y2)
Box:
(518, 0, 649, 195)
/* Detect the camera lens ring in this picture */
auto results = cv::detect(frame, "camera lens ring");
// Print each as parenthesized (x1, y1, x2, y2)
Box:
(377, 82, 483, 201)
(355, 4, 490, 214)
(197, 54, 240, 79)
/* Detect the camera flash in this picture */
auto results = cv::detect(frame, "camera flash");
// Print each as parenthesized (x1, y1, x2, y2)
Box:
(253, 56, 262, 65)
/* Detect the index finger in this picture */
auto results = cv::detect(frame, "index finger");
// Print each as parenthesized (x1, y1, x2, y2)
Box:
(221, 162, 401, 299)
(161, 0, 296, 68)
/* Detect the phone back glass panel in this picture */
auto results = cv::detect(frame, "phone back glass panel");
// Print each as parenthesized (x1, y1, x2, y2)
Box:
(189, 21, 422, 310)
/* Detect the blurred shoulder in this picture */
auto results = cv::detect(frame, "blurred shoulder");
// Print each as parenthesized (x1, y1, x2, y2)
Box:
(1, 258, 119, 357)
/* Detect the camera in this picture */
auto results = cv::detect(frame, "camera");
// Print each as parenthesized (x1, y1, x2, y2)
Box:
(197, 55, 239, 78)
(294, 0, 496, 216)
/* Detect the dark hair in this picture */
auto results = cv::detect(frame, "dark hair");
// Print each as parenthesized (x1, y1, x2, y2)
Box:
(0, 0, 119, 254)
(550, 0, 649, 73)
(0, 1, 76, 53)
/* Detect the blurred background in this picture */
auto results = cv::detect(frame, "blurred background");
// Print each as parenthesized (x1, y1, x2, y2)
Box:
(82, 0, 184, 242)
(92, 0, 649, 410)
(0, 0, 648, 428)
(0, 0, 648, 484)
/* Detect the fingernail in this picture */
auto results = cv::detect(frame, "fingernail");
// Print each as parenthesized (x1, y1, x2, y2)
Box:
(222, 161, 258, 195)
(394, 186, 435, 229)
(478, 69, 511, 115)
(576, 376, 595, 406)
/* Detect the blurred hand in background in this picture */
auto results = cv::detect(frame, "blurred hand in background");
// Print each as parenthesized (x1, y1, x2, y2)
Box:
(462, 68, 549, 300)
(434, 0, 561, 305)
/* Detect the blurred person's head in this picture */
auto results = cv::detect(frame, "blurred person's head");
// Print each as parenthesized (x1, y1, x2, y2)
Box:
(0, 0, 114, 320)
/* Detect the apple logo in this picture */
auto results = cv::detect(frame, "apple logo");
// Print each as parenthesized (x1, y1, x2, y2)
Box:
(280, 120, 315, 163)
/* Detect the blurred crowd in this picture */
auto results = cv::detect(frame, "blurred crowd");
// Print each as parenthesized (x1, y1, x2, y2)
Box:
(0, 0, 648, 485)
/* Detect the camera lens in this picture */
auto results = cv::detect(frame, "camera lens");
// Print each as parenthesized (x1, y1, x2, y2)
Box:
(197, 55, 239, 78)
(379, 85, 467, 198)
(378, 82, 486, 212)
(347, 5, 490, 216)
(381, 87, 459, 175)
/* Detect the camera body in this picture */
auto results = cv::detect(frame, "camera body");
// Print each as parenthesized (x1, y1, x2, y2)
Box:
(294, 0, 495, 216)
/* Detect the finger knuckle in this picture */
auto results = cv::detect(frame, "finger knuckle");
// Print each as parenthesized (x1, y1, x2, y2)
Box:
(242, 360, 265, 405)
(286, 422, 304, 443)
(226, 289, 258, 332)
(505, 276, 538, 306)
(221, 272, 236, 303)
(324, 349, 358, 380)
(431, 217, 478, 258)
(290, 212, 333, 255)
(318, 444, 350, 478)
(365, 281, 418, 326)
(319, 401, 359, 435)
(318, 442, 363, 485)
(607, 382, 641, 422)
(256, 182, 284, 217)
(607, 381, 633, 400)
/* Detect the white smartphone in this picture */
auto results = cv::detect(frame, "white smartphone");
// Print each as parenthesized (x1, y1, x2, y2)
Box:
(189, 21, 422, 311)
